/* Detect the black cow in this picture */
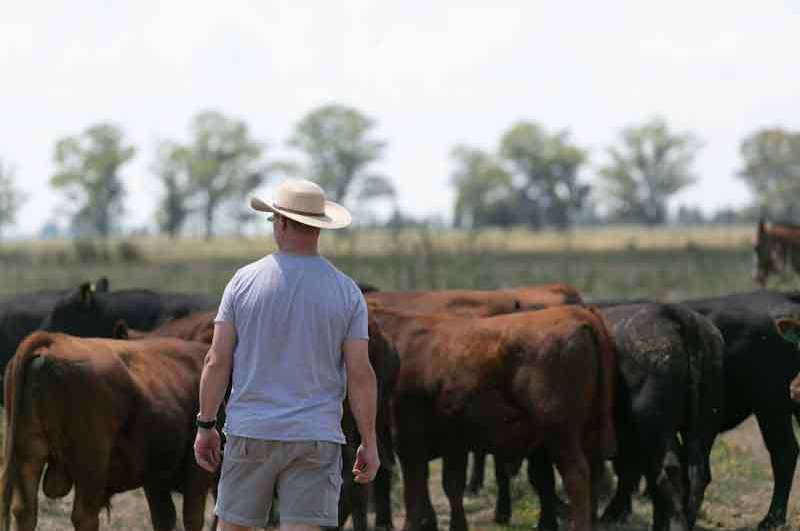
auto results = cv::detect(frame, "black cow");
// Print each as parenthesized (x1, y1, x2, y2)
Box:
(0, 278, 110, 399)
(683, 290, 800, 529)
(597, 303, 725, 531)
(40, 282, 217, 337)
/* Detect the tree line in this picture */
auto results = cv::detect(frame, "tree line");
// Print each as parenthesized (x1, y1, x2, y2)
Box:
(0, 105, 798, 240)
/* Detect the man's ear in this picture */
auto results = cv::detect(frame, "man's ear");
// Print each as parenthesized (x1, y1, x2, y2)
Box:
(776, 318, 800, 347)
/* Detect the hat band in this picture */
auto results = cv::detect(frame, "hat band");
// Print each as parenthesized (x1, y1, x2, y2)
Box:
(274, 203, 326, 217)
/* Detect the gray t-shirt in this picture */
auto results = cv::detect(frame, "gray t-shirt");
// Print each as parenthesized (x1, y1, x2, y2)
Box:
(215, 251, 369, 444)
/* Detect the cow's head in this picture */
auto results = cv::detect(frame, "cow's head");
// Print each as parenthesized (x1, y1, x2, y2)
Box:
(39, 280, 116, 337)
(753, 218, 785, 287)
(775, 317, 800, 402)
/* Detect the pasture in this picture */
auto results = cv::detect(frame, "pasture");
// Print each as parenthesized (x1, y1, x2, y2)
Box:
(2, 224, 800, 530)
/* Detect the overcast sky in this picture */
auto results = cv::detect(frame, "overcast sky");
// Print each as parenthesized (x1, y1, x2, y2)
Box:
(2, 1, 799, 236)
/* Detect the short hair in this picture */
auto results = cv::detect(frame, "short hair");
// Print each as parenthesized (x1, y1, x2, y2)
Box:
(277, 214, 320, 235)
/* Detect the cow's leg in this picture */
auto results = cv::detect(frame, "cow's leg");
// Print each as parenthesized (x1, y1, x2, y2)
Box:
(550, 438, 591, 531)
(143, 485, 178, 531)
(527, 449, 558, 531)
(180, 465, 213, 531)
(373, 465, 394, 531)
(492, 454, 512, 524)
(639, 435, 687, 531)
(9, 455, 46, 531)
(442, 450, 469, 531)
(70, 484, 107, 531)
(601, 452, 641, 523)
(755, 410, 798, 529)
(398, 454, 436, 531)
(467, 451, 486, 494)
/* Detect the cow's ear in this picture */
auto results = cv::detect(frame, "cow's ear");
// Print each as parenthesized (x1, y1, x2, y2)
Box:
(776, 318, 800, 347)
(79, 282, 95, 307)
(112, 320, 129, 339)
(95, 277, 110, 293)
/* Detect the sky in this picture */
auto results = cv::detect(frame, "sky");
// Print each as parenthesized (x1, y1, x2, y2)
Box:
(1, 0, 799, 236)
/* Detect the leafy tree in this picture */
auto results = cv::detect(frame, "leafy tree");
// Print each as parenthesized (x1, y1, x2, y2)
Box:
(51, 124, 135, 238)
(0, 159, 26, 241)
(499, 122, 590, 229)
(737, 128, 800, 221)
(182, 111, 265, 239)
(289, 104, 394, 207)
(451, 146, 515, 229)
(153, 142, 192, 238)
(599, 117, 700, 225)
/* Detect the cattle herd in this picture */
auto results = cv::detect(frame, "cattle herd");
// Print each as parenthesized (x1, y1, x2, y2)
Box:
(2, 272, 800, 531)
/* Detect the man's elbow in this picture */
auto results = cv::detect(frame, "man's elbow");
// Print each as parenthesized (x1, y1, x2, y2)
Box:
(204, 348, 232, 372)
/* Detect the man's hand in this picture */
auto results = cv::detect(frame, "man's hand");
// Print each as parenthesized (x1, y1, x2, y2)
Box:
(352, 443, 380, 484)
(194, 428, 221, 472)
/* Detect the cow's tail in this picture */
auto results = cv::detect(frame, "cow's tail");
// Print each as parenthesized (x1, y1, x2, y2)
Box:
(0, 332, 54, 531)
(662, 303, 720, 527)
(583, 307, 618, 459)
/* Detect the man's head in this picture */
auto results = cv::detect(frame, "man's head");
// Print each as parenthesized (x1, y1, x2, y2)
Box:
(250, 178, 352, 253)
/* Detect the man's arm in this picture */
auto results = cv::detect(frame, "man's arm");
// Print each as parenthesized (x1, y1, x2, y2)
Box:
(194, 321, 236, 473)
(198, 321, 237, 420)
(344, 337, 380, 483)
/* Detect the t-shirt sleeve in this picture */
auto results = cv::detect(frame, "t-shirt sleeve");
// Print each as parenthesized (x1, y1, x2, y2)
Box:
(215, 275, 238, 324)
(346, 290, 370, 340)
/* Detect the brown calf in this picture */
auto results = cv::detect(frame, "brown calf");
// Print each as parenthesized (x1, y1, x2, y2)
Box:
(0, 333, 213, 531)
(370, 303, 616, 531)
(365, 283, 582, 317)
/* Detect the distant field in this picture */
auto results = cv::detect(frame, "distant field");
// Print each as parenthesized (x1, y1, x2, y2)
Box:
(0, 224, 796, 300)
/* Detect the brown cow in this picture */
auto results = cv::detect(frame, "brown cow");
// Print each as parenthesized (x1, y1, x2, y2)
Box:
(754, 218, 800, 287)
(369, 303, 616, 531)
(366, 283, 582, 318)
(365, 282, 583, 519)
(113, 311, 400, 531)
(0, 333, 213, 531)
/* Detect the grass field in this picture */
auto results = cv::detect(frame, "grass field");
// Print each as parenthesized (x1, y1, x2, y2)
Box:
(2, 224, 800, 529)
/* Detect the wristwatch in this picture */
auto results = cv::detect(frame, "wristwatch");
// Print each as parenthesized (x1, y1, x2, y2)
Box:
(196, 415, 216, 430)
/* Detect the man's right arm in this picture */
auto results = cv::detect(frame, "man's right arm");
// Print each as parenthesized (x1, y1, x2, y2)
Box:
(343, 337, 380, 483)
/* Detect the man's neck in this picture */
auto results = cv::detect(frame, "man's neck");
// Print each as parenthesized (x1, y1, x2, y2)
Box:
(277, 241, 319, 256)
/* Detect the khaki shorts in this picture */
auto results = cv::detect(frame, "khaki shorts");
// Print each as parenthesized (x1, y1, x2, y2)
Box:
(215, 436, 343, 528)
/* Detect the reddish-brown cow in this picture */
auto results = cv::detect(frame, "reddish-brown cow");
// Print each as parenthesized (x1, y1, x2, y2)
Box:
(369, 303, 616, 531)
(366, 283, 582, 318)
(753, 219, 800, 287)
(0, 333, 213, 531)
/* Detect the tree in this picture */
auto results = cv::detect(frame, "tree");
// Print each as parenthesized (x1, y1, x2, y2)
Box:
(51, 124, 135, 238)
(153, 142, 192, 238)
(0, 159, 26, 241)
(182, 111, 265, 239)
(499, 122, 590, 229)
(450, 146, 516, 229)
(599, 117, 700, 225)
(737, 128, 800, 221)
(289, 104, 394, 207)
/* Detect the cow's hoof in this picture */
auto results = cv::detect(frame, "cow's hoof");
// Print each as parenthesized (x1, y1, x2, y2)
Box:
(757, 514, 786, 530)
(494, 512, 510, 525)
(375, 526, 393, 531)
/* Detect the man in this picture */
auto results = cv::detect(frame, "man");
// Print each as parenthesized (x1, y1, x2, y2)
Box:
(193, 178, 379, 531)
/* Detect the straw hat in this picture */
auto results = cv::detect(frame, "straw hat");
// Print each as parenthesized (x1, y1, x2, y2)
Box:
(250, 179, 352, 229)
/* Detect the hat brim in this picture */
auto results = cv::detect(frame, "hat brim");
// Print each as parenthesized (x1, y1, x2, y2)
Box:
(250, 197, 352, 229)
